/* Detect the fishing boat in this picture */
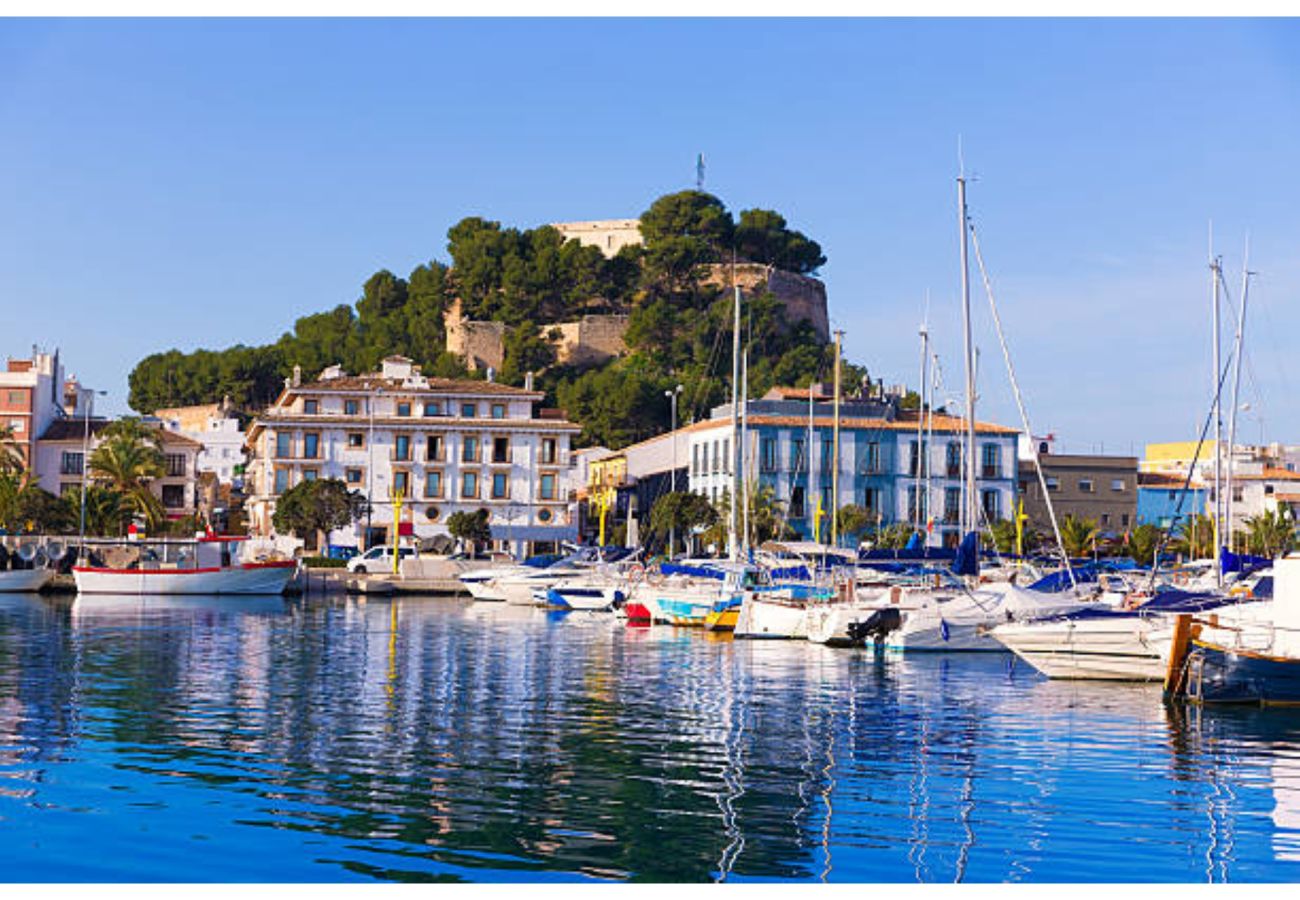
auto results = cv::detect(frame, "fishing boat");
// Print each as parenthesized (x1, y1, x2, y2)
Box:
(0, 567, 54, 593)
(0, 541, 70, 592)
(73, 536, 297, 596)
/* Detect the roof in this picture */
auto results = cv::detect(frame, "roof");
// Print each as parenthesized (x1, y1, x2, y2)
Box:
(1138, 472, 1207, 490)
(1221, 467, 1300, 482)
(763, 386, 832, 402)
(1275, 493, 1300, 503)
(680, 409, 1018, 436)
(293, 375, 540, 398)
(39, 419, 202, 448)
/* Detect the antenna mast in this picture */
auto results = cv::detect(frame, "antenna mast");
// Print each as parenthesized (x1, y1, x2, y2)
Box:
(697, 153, 705, 191)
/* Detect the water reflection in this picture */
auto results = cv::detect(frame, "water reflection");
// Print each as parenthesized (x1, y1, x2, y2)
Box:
(0, 594, 1298, 881)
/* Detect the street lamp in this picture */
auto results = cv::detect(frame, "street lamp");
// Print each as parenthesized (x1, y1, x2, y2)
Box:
(365, 387, 384, 550)
(664, 384, 683, 558)
(78, 389, 108, 559)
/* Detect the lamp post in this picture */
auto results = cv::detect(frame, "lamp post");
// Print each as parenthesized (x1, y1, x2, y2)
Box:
(664, 384, 683, 558)
(78, 389, 108, 559)
(365, 387, 383, 550)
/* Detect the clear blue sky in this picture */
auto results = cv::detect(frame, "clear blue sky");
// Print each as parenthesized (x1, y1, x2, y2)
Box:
(3, 18, 1299, 454)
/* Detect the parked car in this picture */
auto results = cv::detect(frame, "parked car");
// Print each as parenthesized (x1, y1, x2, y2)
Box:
(347, 546, 416, 573)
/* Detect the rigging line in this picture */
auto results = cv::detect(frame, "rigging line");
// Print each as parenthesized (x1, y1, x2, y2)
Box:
(965, 218, 1076, 589)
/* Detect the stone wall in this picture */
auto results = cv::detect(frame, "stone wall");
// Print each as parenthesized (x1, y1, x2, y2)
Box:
(701, 263, 830, 342)
(444, 298, 506, 372)
(552, 315, 630, 367)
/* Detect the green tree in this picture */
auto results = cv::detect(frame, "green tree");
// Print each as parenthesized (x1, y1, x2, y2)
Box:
(1244, 508, 1294, 558)
(66, 485, 134, 537)
(648, 491, 718, 555)
(89, 418, 166, 529)
(871, 522, 915, 550)
(836, 504, 874, 547)
(1170, 513, 1215, 560)
(500, 320, 557, 386)
(0, 424, 26, 478)
(447, 508, 492, 553)
(1058, 514, 1100, 559)
(272, 478, 366, 551)
(1126, 523, 1163, 566)
(734, 208, 826, 274)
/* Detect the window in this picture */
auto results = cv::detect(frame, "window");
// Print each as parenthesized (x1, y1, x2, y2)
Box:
(792, 437, 806, 473)
(541, 438, 557, 465)
(862, 486, 881, 515)
(424, 471, 442, 498)
(426, 435, 444, 461)
(1111, 478, 1126, 492)
(275, 432, 292, 458)
(1046, 477, 1060, 491)
(537, 508, 553, 523)
(303, 469, 318, 482)
(790, 485, 806, 519)
(981, 444, 1000, 479)
(393, 471, 410, 497)
(1079, 479, 1095, 493)
(161, 485, 185, 509)
(540, 473, 556, 500)
(346, 468, 363, 484)
(760, 438, 777, 473)
(722, 439, 731, 475)
(165, 454, 187, 477)
(5, 391, 22, 404)
(462, 436, 479, 463)
(1101, 513, 1111, 526)
(861, 441, 880, 474)
(981, 489, 1001, 521)
(461, 403, 477, 418)
(302, 434, 319, 459)
(944, 487, 961, 523)
(492, 437, 510, 464)
(491, 472, 509, 499)
(397, 402, 411, 417)
(1233, 488, 1244, 503)
(423, 401, 441, 417)
(1121, 513, 1130, 527)
(394, 434, 411, 461)
(946, 442, 962, 477)
(347, 432, 364, 449)
(821, 438, 833, 473)
(711, 440, 720, 474)
(344, 399, 360, 416)
(60, 451, 83, 476)
(908, 486, 928, 522)
(303, 399, 319, 415)
(491, 403, 505, 419)
(274, 469, 289, 493)
(461, 472, 479, 498)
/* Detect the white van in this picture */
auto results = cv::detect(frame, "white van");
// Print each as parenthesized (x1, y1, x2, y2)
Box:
(347, 546, 416, 574)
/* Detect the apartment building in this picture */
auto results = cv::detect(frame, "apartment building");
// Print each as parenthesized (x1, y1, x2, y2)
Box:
(0, 349, 69, 471)
(244, 356, 580, 554)
(1017, 453, 1138, 535)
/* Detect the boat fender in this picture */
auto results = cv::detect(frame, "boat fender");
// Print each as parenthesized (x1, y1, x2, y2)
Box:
(628, 563, 645, 582)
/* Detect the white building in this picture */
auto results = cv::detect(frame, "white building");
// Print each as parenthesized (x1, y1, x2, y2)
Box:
(154, 399, 247, 486)
(0, 348, 71, 471)
(32, 418, 203, 521)
(244, 356, 581, 555)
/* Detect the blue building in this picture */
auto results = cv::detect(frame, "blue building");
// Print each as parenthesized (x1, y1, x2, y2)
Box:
(1137, 471, 1208, 528)
(685, 386, 1021, 548)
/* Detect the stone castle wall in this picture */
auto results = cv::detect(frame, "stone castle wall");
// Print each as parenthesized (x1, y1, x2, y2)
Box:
(701, 263, 830, 342)
(444, 298, 506, 373)
(552, 315, 630, 367)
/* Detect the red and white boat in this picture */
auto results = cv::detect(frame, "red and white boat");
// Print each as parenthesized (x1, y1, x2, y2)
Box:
(73, 536, 298, 596)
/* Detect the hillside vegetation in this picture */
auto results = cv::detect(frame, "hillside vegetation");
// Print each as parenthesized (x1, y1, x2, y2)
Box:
(128, 190, 860, 448)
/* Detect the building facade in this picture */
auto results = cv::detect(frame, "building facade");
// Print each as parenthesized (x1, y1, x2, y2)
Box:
(1017, 453, 1138, 536)
(154, 399, 247, 487)
(1, 349, 70, 471)
(684, 387, 1020, 548)
(244, 357, 580, 555)
(1137, 471, 1208, 529)
(32, 419, 202, 521)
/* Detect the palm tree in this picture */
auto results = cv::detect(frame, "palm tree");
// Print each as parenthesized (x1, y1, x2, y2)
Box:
(1058, 514, 1100, 559)
(0, 424, 27, 482)
(66, 485, 133, 537)
(1170, 513, 1215, 560)
(1244, 508, 1294, 559)
(1127, 523, 1163, 566)
(89, 419, 165, 530)
(704, 481, 793, 552)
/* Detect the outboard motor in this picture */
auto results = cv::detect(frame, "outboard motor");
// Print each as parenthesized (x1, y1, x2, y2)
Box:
(846, 607, 903, 647)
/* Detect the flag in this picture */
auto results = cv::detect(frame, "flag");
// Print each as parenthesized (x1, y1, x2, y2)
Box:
(812, 495, 823, 543)
(926, 517, 934, 534)
(1015, 498, 1027, 557)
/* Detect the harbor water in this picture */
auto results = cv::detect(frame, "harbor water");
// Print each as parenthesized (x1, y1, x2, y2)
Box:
(2, 592, 1300, 883)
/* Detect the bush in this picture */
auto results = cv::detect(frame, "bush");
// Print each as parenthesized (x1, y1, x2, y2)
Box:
(301, 556, 347, 568)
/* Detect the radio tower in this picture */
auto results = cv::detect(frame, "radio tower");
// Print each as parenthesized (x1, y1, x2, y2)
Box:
(696, 153, 705, 191)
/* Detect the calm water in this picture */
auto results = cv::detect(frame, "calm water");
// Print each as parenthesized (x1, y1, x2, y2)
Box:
(2, 593, 1300, 883)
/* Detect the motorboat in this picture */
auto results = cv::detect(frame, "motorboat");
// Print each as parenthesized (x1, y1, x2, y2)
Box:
(73, 536, 297, 596)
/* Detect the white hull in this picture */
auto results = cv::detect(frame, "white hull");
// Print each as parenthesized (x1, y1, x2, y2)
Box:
(462, 578, 508, 601)
(734, 595, 809, 639)
(74, 563, 296, 596)
(538, 584, 624, 611)
(991, 616, 1170, 680)
(0, 568, 55, 593)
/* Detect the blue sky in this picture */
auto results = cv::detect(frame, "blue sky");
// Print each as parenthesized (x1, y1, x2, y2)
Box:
(2, 18, 1299, 453)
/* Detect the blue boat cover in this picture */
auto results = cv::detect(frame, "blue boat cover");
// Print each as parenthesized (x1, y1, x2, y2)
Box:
(659, 563, 725, 581)
(1220, 547, 1272, 575)
(951, 531, 980, 577)
(904, 531, 923, 551)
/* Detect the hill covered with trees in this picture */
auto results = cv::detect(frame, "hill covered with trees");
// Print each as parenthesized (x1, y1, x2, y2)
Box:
(128, 190, 862, 449)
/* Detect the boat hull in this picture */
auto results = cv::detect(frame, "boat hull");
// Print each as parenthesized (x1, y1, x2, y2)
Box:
(73, 562, 297, 596)
(992, 616, 1169, 680)
(734, 595, 809, 639)
(1187, 641, 1300, 705)
(0, 569, 55, 593)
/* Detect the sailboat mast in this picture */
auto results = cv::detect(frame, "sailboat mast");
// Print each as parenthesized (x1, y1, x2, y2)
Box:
(926, 351, 936, 546)
(1226, 237, 1251, 557)
(730, 282, 742, 562)
(742, 346, 750, 556)
(958, 173, 977, 536)
(914, 322, 928, 536)
(1211, 247, 1223, 581)
(808, 373, 816, 542)
(832, 329, 843, 547)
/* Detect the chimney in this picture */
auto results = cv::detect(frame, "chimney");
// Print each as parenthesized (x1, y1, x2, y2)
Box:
(524, 371, 535, 391)
(485, 366, 496, 383)
(292, 365, 302, 387)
